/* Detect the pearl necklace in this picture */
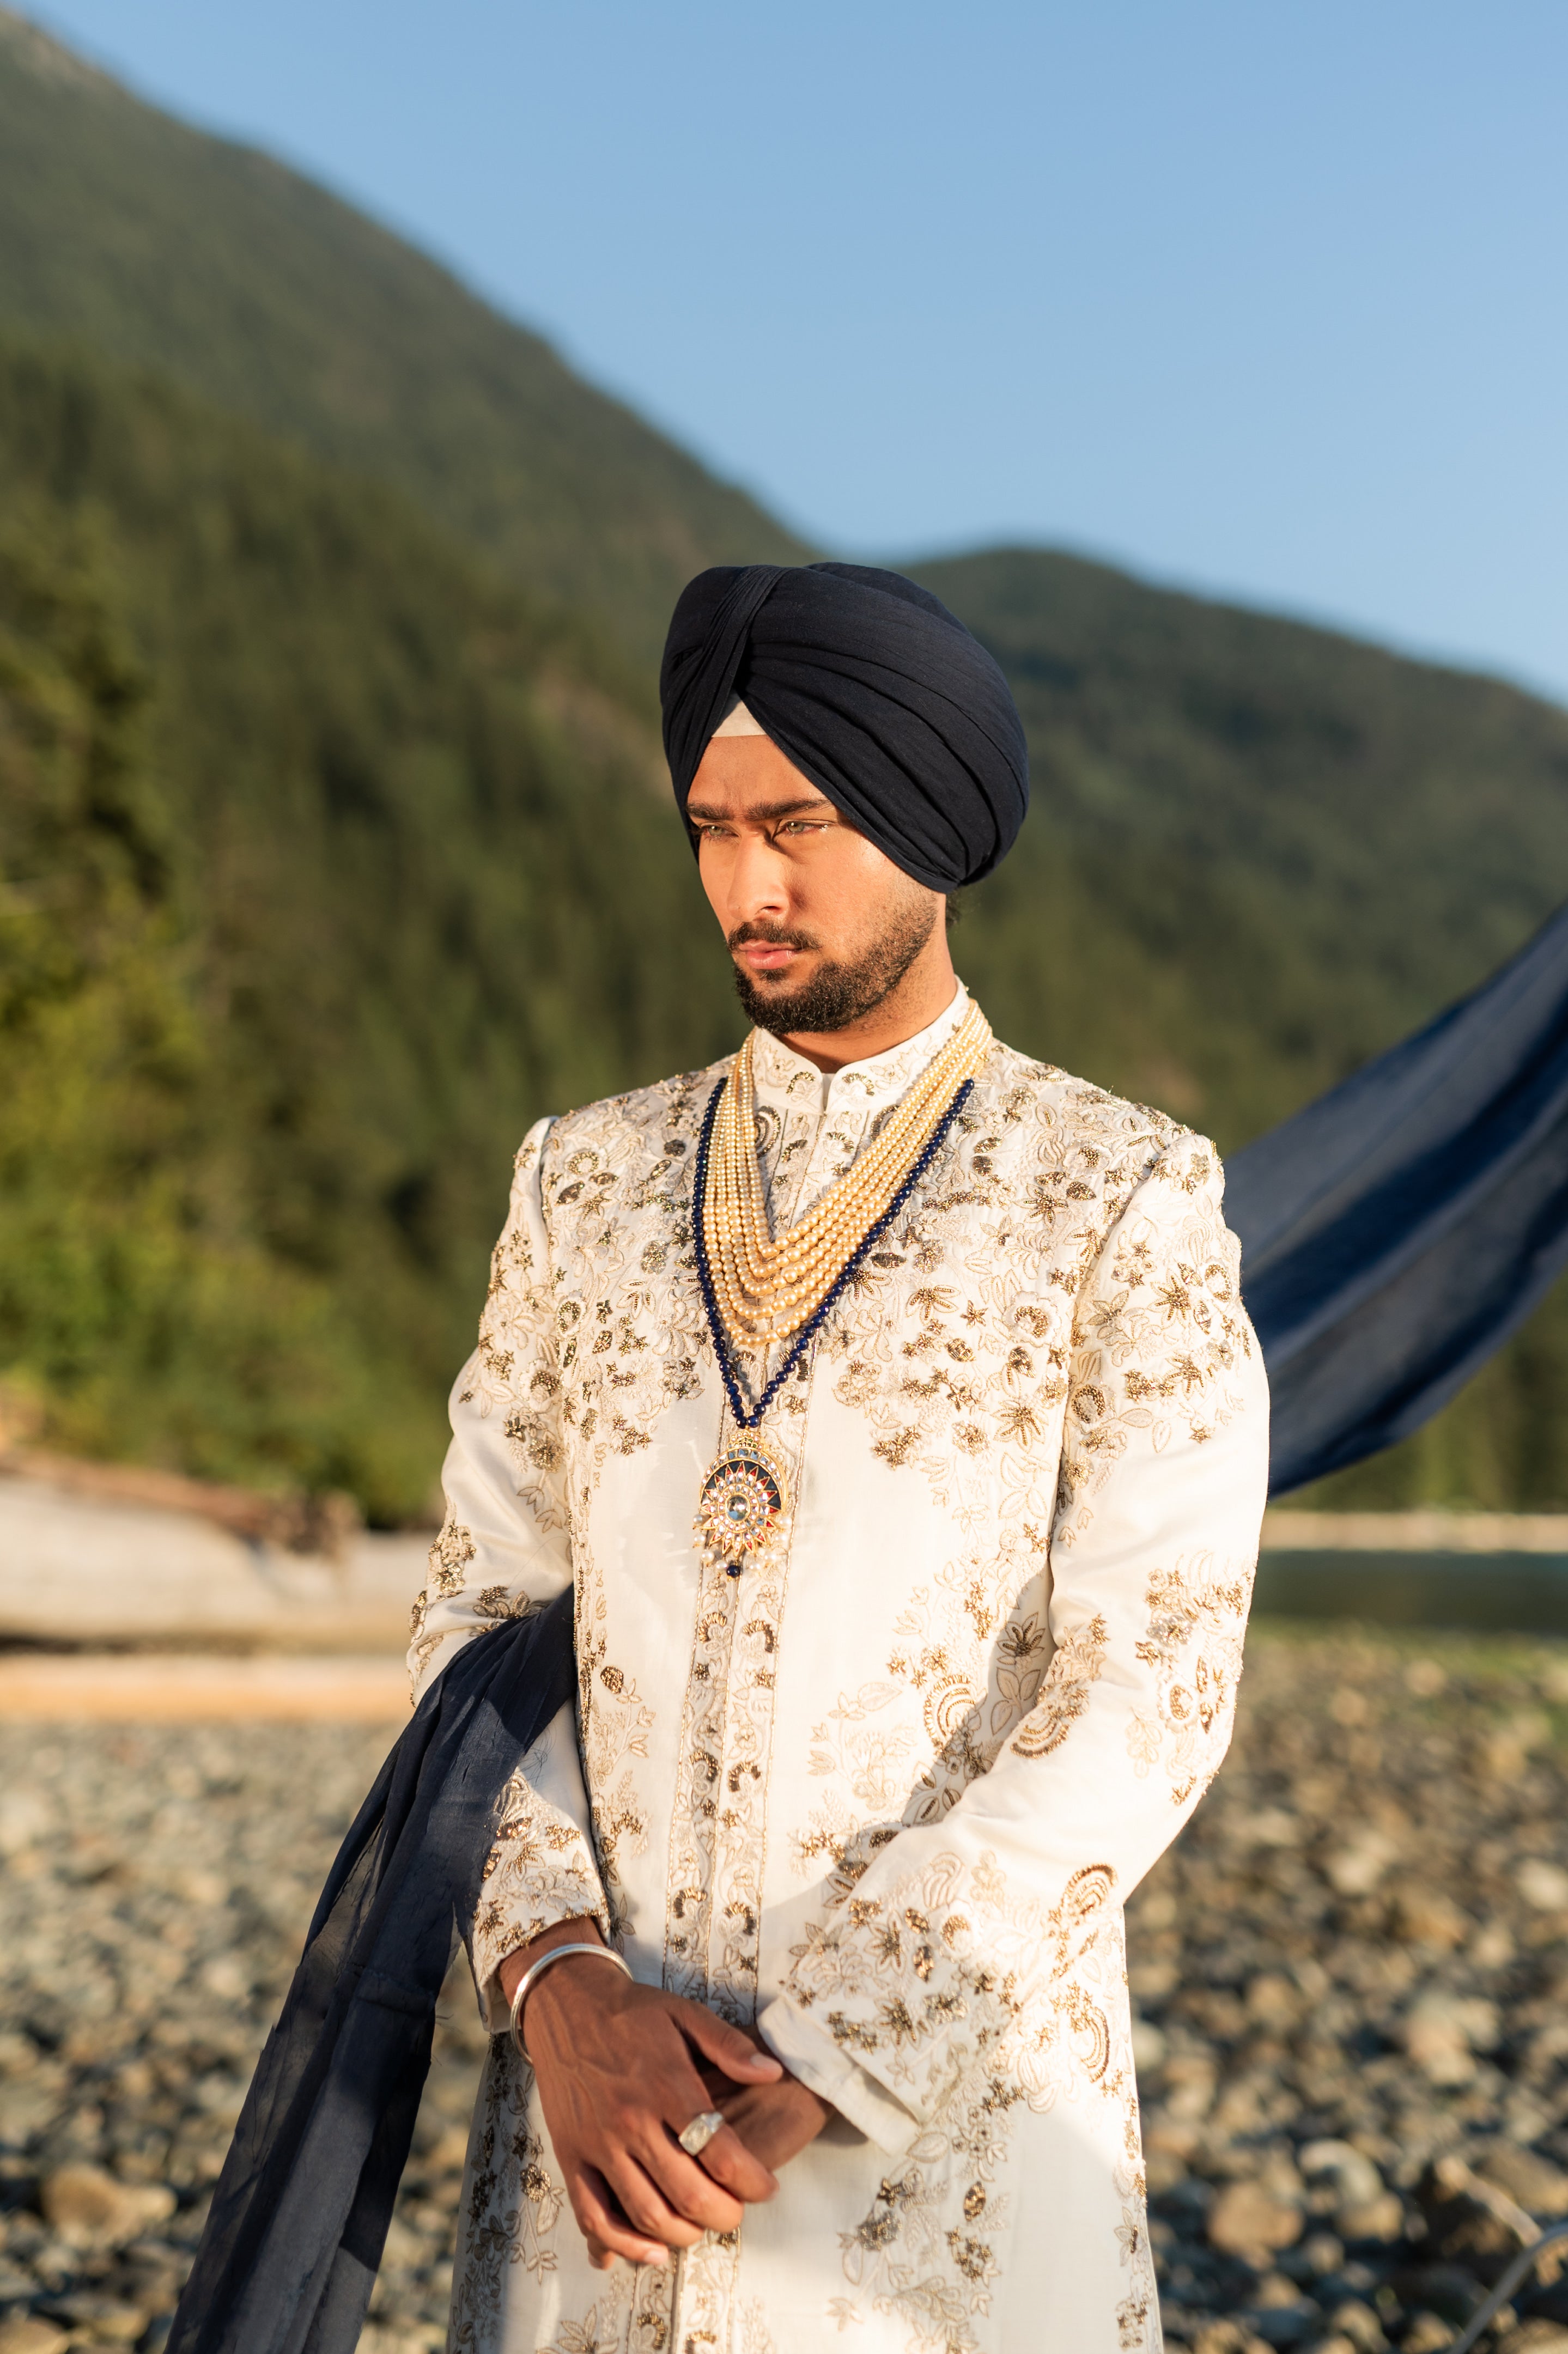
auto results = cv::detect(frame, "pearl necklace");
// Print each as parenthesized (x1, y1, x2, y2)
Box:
(703, 999, 993, 1349)
(689, 999, 992, 1577)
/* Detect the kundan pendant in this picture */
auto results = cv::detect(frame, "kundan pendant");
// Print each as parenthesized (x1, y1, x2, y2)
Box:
(694, 1444, 789, 1578)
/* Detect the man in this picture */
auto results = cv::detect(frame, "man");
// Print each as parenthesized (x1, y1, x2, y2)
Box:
(410, 563, 1268, 2353)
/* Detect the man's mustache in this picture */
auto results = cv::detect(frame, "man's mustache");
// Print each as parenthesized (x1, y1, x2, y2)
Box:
(726, 922, 821, 953)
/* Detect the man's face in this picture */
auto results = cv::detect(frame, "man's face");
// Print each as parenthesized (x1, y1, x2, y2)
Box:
(687, 734, 941, 1036)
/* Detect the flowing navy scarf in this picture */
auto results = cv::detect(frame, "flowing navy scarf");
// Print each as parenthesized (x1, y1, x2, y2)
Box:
(1230, 897, 1568, 1496)
(170, 905, 1568, 2354)
(166, 1593, 574, 2354)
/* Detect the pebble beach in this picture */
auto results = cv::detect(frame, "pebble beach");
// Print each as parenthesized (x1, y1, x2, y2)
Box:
(7, 1624, 1568, 2354)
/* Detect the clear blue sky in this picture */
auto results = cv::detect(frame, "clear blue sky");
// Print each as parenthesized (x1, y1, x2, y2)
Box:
(32, 0, 1568, 700)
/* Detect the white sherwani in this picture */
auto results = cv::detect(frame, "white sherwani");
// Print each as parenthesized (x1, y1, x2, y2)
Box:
(410, 988, 1268, 2354)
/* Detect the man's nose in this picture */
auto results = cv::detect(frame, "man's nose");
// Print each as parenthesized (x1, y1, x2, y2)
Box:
(726, 834, 792, 924)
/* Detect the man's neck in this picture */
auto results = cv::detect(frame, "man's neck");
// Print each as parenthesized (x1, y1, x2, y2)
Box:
(770, 935, 959, 1075)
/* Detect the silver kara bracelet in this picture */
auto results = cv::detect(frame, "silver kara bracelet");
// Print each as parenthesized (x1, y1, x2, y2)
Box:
(508, 1941, 632, 2063)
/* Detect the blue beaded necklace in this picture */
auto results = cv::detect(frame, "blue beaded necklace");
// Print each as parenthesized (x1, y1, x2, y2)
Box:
(691, 1067, 977, 1433)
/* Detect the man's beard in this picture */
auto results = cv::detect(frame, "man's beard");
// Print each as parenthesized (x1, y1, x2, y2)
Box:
(730, 898, 938, 1036)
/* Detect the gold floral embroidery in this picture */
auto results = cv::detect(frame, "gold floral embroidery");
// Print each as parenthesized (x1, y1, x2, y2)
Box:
(406, 1627, 442, 1700)
(1011, 1612, 1108, 1758)
(1128, 1554, 1252, 1804)
(1114, 2155, 1160, 2352)
(864, 1538, 1056, 1840)
(1055, 1138, 1256, 1548)
(405, 1517, 477, 1670)
(539, 1079, 711, 1513)
(819, 1071, 1201, 1539)
(470, 1762, 607, 1997)
(458, 1132, 570, 1538)
(824, 1858, 1128, 2346)
(536, 2260, 674, 2353)
(429, 1515, 477, 1595)
(576, 1585, 657, 1933)
(449, 2040, 565, 2354)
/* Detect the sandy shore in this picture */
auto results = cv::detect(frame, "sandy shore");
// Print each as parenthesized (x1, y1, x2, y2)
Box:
(0, 1651, 408, 1722)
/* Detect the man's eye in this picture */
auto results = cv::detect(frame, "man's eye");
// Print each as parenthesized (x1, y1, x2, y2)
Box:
(780, 820, 825, 836)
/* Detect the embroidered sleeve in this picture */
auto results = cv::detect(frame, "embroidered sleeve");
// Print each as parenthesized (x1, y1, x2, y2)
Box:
(758, 1129, 1269, 2144)
(408, 1116, 609, 2021)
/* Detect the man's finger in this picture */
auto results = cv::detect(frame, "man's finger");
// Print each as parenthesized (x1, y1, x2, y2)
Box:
(689, 2120, 779, 2206)
(676, 2002, 783, 2083)
(603, 2151, 707, 2249)
(630, 2125, 749, 2234)
(571, 2166, 669, 2270)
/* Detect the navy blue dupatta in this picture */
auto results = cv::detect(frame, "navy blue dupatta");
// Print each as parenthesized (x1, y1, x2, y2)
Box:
(1230, 898, 1568, 1496)
(166, 1593, 575, 2354)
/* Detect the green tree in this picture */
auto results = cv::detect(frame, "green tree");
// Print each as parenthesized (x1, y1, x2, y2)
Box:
(0, 504, 438, 1514)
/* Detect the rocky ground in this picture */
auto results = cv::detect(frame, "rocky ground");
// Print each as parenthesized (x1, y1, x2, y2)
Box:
(0, 1722, 474, 2354)
(7, 1626, 1568, 2354)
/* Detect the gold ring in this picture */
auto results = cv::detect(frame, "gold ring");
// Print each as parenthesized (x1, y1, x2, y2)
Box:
(677, 2108, 725, 2157)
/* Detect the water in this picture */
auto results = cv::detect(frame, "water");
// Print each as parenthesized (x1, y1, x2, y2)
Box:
(1255, 1548, 1568, 1632)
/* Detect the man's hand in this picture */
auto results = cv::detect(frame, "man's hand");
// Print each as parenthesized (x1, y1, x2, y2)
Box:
(705, 2070, 831, 2173)
(691, 2018, 831, 2171)
(499, 1920, 785, 2271)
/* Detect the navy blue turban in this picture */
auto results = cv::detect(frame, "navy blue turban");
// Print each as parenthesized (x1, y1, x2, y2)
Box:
(660, 562, 1030, 892)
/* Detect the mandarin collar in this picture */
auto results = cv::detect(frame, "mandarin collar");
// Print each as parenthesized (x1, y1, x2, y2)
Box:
(747, 982, 971, 1117)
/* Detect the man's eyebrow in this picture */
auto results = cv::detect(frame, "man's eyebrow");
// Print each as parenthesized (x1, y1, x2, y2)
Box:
(685, 795, 838, 825)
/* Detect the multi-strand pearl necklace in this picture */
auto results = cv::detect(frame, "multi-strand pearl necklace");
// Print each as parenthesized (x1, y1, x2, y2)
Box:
(701, 998, 993, 1357)
(688, 998, 992, 1574)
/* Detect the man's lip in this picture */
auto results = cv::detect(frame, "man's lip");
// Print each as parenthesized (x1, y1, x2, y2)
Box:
(735, 943, 801, 969)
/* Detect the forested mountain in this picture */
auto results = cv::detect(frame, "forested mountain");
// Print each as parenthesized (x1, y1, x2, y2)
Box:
(1, 14, 1565, 1516)
(0, 10, 807, 661)
(928, 546, 1568, 1144)
(0, 344, 739, 1518)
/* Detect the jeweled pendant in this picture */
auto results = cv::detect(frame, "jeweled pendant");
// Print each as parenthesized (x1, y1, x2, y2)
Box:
(693, 1443, 789, 1578)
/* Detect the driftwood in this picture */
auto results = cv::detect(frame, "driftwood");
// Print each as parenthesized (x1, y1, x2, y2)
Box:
(0, 1446, 364, 1558)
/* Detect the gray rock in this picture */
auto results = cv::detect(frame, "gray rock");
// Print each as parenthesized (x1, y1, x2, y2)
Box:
(1398, 2325, 1456, 2354)
(1208, 2182, 1304, 2263)
(1323, 2300, 1389, 2352)
(0, 2323, 70, 2354)
(1476, 2144, 1568, 2218)
(0, 1722, 475, 2346)
(1334, 2194, 1405, 2246)
(38, 2168, 175, 2252)
(1299, 2143, 1385, 2212)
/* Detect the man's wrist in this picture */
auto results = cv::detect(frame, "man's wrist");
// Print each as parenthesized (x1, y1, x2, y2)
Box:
(496, 1914, 605, 2011)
